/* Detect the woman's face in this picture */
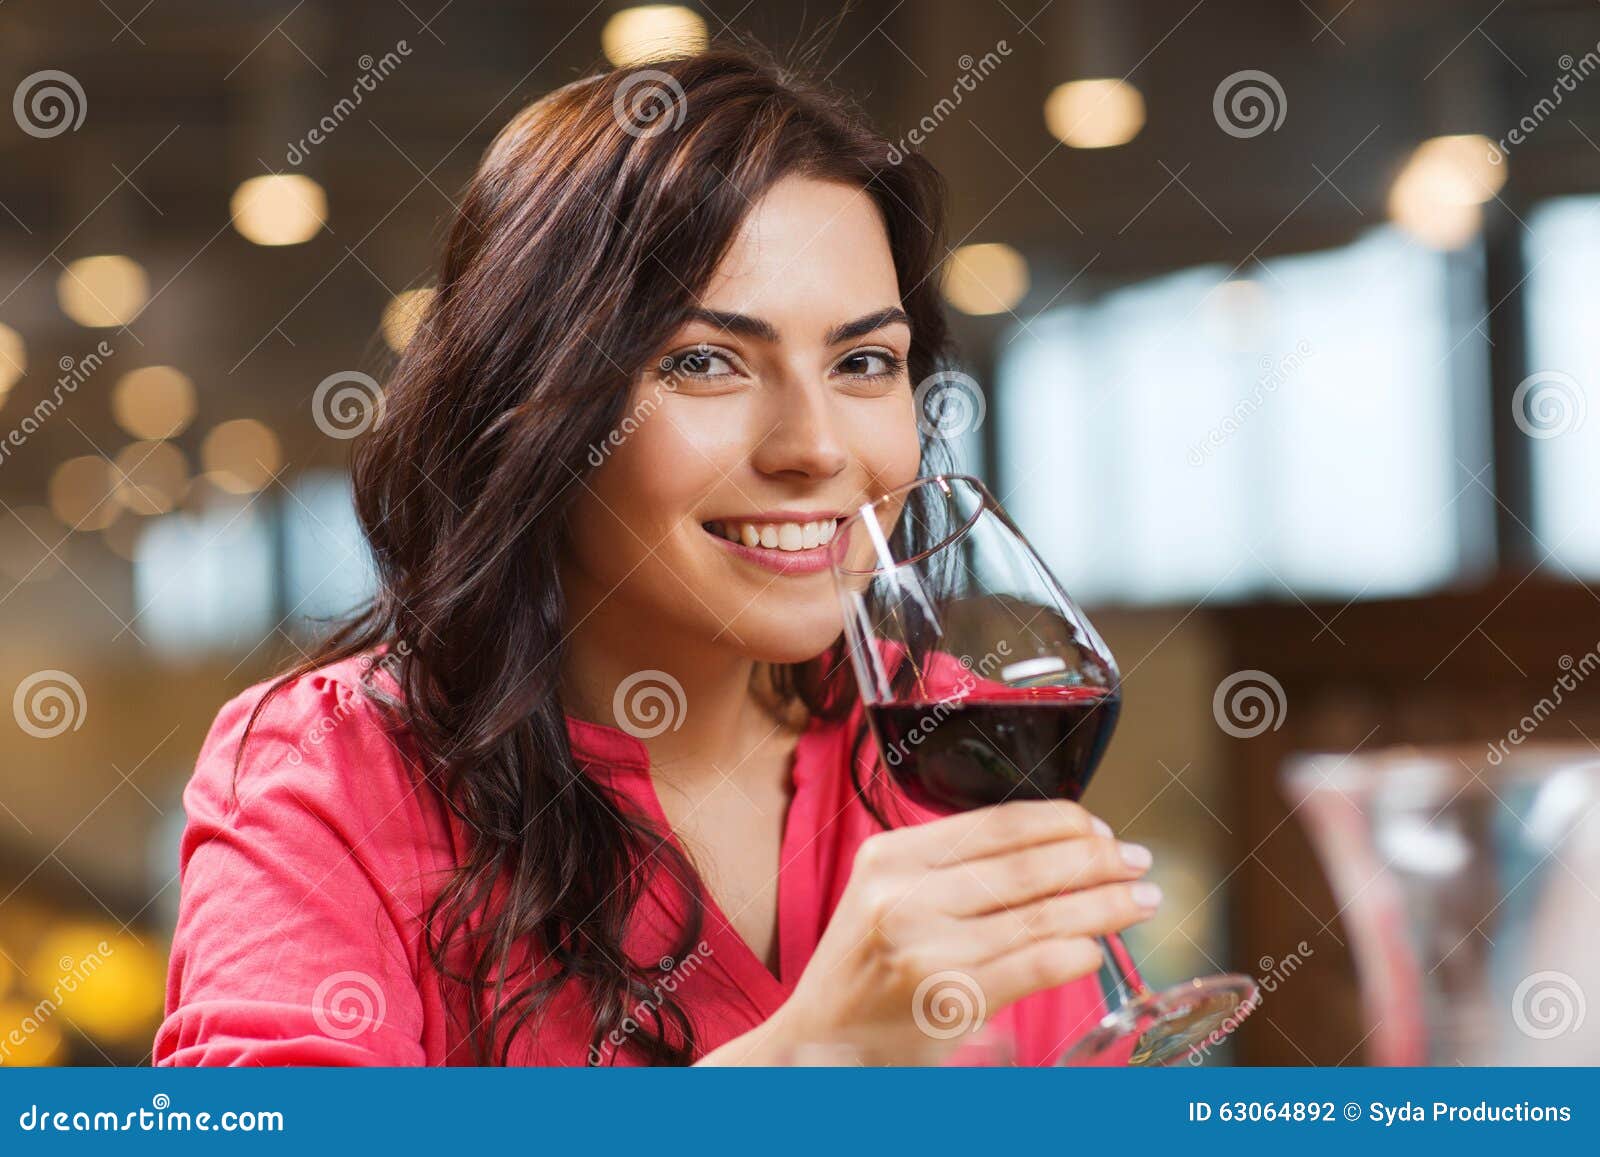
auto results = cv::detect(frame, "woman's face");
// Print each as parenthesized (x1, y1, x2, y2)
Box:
(566, 175, 922, 665)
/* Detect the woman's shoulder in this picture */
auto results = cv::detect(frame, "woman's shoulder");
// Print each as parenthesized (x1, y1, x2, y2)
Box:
(184, 648, 430, 840)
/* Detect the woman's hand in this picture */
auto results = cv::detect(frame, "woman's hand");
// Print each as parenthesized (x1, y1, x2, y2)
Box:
(699, 799, 1159, 1065)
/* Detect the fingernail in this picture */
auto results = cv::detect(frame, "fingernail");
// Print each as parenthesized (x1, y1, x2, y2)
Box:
(1091, 816, 1112, 837)
(1119, 842, 1152, 870)
(1131, 881, 1163, 909)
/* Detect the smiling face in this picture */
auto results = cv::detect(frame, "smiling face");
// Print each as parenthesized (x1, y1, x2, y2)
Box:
(563, 175, 923, 666)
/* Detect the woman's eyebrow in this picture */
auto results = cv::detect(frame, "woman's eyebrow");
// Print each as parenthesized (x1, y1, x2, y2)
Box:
(683, 305, 912, 346)
(825, 307, 911, 345)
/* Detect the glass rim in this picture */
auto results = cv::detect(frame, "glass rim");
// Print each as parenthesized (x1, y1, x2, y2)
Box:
(827, 473, 993, 577)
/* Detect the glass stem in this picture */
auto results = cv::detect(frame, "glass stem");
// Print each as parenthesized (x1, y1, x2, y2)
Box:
(1094, 933, 1148, 1011)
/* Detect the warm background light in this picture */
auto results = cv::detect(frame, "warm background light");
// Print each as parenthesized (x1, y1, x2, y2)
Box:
(230, 174, 328, 246)
(57, 255, 149, 327)
(30, 925, 167, 1045)
(1387, 135, 1503, 250)
(942, 242, 1030, 316)
(382, 286, 435, 352)
(112, 366, 197, 440)
(601, 4, 708, 66)
(0, 323, 25, 397)
(1044, 78, 1146, 148)
(113, 441, 188, 515)
(201, 418, 282, 493)
(48, 455, 118, 530)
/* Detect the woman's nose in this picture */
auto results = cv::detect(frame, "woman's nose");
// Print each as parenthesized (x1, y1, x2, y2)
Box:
(751, 379, 849, 480)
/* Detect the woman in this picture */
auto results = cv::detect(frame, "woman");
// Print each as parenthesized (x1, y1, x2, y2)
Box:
(155, 47, 1159, 1067)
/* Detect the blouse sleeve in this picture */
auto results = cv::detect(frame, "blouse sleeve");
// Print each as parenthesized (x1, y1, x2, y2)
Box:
(154, 672, 434, 1066)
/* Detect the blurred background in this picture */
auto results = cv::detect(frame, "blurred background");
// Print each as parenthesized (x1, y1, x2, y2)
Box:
(4, 0, 1600, 1066)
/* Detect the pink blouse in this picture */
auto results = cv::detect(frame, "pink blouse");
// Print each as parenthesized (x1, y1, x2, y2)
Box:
(154, 653, 1119, 1066)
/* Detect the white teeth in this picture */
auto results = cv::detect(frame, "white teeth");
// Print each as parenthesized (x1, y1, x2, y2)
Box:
(710, 517, 839, 553)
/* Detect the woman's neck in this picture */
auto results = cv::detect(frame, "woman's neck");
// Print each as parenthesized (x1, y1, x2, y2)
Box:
(559, 598, 788, 778)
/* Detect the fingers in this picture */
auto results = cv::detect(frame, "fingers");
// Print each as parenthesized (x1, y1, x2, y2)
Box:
(893, 800, 1107, 868)
(973, 936, 1109, 1012)
(964, 881, 1161, 960)
(936, 834, 1154, 916)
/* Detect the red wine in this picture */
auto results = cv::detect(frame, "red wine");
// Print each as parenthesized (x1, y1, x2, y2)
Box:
(866, 685, 1120, 814)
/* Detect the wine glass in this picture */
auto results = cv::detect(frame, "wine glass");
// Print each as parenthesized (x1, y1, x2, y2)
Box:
(828, 474, 1257, 1066)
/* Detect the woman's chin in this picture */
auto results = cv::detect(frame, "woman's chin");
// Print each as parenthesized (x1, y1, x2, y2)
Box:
(730, 620, 843, 668)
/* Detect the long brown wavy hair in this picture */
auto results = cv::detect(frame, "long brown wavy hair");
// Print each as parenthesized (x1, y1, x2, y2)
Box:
(238, 45, 953, 1065)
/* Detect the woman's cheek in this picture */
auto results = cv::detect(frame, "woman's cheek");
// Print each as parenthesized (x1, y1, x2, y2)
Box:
(857, 390, 922, 487)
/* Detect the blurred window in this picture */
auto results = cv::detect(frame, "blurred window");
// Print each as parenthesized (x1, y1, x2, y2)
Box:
(1523, 196, 1600, 577)
(996, 228, 1484, 605)
(282, 470, 375, 627)
(133, 469, 373, 653)
(134, 498, 274, 654)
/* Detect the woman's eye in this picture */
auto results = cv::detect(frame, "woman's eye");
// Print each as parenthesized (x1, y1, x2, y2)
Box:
(836, 349, 904, 378)
(666, 348, 737, 378)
